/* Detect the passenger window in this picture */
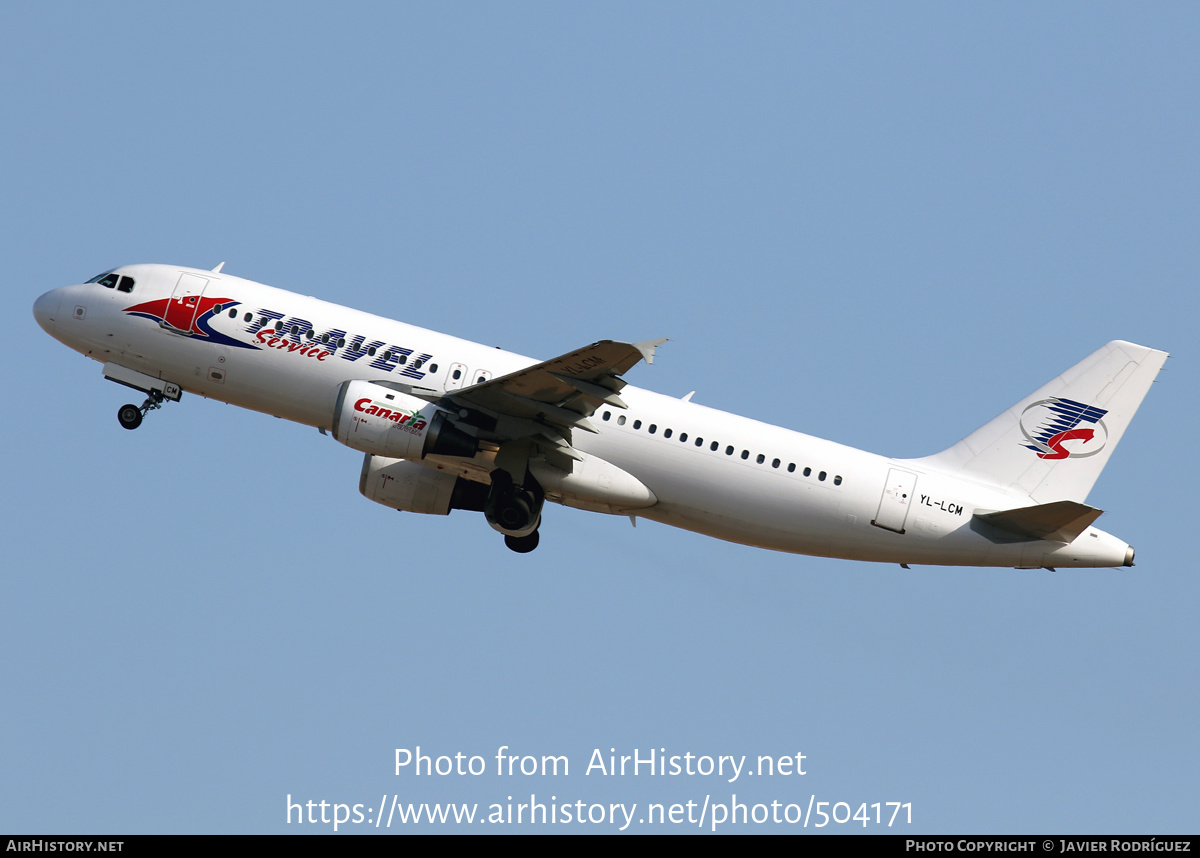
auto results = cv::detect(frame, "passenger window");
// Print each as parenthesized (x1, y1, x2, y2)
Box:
(633, 420, 642, 430)
(741, 450, 749, 460)
(383, 350, 392, 360)
(413, 360, 422, 369)
(648, 424, 657, 434)
(244, 313, 253, 322)
(804, 467, 812, 477)
(399, 355, 407, 364)
(819, 471, 827, 481)
(338, 338, 346, 348)
(772, 458, 780, 468)
(788, 463, 796, 473)
(452, 369, 462, 380)
(696, 438, 704, 447)
(430, 364, 438, 373)
(834, 475, 843, 486)
(726, 446, 734, 455)
(679, 432, 687, 442)
(756, 454, 765, 464)
(617, 415, 626, 425)
(228, 308, 237, 318)
(664, 428, 673, 438)
(710, 441, 718, 451)
(602, 411, 611, 421)
(368, 347, 377, 356)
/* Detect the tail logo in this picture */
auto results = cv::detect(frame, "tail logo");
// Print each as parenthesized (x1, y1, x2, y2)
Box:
(1019, 398, 1109, 460)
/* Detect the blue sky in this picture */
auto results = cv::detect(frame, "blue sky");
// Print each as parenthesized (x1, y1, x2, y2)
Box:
(3, 2, 1197, 833)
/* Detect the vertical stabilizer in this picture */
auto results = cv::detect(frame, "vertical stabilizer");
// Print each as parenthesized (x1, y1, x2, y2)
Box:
(918, 341, 1168, 503)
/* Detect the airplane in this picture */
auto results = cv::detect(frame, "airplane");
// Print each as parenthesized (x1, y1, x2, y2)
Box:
(33, 263, 1168, 566)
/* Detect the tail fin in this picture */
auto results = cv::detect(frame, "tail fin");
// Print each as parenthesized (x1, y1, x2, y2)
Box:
(918, 341, 1168, 503)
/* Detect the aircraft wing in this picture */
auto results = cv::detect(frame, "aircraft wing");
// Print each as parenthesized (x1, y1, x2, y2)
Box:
(442, 338, 667, 465)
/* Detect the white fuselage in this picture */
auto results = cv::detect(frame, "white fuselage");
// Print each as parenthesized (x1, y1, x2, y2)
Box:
(34, 264, 1137, 568)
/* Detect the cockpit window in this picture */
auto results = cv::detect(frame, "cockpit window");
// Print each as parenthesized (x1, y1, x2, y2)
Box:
(85, 271, 135, 292)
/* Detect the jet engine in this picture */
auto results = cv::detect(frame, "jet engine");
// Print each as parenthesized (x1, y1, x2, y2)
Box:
(360, 455, 544, 552)
(333, 380, 476, 460)
(360, 455, 487, 515)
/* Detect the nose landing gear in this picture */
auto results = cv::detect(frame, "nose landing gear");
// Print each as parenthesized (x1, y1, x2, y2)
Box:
(117, 389, 166, 430)
(117, 403, 142, 430)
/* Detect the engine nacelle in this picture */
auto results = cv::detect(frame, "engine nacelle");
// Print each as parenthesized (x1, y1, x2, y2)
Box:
(360, 455, 488, 515)
(333, 380, 476, 460)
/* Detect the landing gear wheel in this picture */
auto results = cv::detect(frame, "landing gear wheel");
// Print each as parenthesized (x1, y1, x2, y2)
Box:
(504, 531, 540, 554)
(118, 404, 143, 430)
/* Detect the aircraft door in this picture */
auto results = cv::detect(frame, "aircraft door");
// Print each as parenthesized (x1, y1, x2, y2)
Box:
(445, 362, 469, 390)
(164, 273, 210, 332)
(872, 468, 917, 533)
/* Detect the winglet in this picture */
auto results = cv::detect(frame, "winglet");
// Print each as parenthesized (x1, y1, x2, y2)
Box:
(211, 262, 226, 273)
(634, 338, 668, 365)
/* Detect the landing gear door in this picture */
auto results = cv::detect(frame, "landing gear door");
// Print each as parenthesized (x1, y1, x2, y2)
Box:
(872, 468, 917, 534)
(163, 273, 210, 332)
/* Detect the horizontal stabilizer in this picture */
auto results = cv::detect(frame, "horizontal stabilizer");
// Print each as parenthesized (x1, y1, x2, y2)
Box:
(974, 501, 1103, 543)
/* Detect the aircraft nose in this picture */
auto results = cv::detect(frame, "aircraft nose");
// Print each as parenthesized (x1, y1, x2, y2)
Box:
(33, 289, 61, 332)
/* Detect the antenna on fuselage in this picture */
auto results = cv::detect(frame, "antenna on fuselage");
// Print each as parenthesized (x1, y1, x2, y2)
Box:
(211, 261, 225, 273)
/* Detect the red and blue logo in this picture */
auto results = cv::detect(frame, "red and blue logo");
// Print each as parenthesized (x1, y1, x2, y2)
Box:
(1019, 397, 1109, 460)
(124, 295, 260, 350)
